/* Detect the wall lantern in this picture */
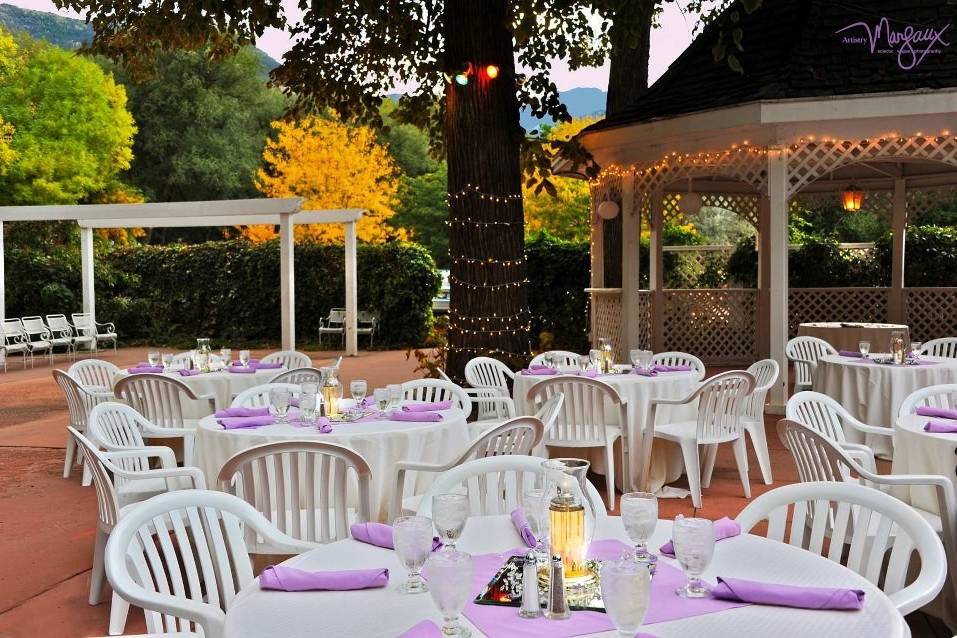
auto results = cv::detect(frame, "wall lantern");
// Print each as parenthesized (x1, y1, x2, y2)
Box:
(842, 186, 864, 212)
(596, 200, 620, 220)
(679, 178, 702, 215)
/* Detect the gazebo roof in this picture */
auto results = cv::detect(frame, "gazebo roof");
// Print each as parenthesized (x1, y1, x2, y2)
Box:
(585, 0, 957, 134)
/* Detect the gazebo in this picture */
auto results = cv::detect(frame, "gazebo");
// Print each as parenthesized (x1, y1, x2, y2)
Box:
(0, 198, 366, 354)
(564, 0, 957, 409)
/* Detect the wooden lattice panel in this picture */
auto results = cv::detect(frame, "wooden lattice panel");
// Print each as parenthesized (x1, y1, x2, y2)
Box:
(633, 150, 768, 199)
(907, 187, 957, 225)
(590, 290, 623, 360)
(660, 193, 759, 229)
(904, 288, 957, 342)
(788, 288, 889, 338)
(662, 289, 756, 364)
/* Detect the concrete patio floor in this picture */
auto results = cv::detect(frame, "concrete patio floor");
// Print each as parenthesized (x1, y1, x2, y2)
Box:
(0, 347, 948, 637)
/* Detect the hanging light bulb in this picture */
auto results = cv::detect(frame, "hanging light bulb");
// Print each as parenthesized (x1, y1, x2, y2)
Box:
(842, 185, 864, 212)
(485, 64, 500, 79)
(454, 62, 473, 86)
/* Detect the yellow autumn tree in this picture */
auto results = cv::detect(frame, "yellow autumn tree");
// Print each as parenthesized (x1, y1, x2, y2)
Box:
(249, 115, 404, 243)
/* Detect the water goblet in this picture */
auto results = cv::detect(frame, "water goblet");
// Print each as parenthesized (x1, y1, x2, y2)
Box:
(910, 341, 923, 362)
(578, 355, 590, 372)
(220, 348, 231, 365)
(427, 550, 473, 637)
(393, 516, 435, 594)
(629, 349, 641, 368)
(147, 351, 160, 367)
(600, 559, 651, 637)
(239, 349, 251, 367)
(432, 493, 469, 550)
(374, 388, 390, 412)
(299, 392, 317, 425)
(161, 353, 173, 371)
(637, 350, 654, 371)
(522, 488, 550, 561)
(270, 387, 291, 424)
(621, 492, 658, 568)
(588, 349, 601, 370)
(387, 384, 403, 410)
(672, 517, 715, 598)
(351, 379, 368, 406)
(858, 340, 870, 358)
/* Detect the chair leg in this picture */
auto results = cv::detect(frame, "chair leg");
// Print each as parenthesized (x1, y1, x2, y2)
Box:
(746, 422, 773, 484)
(678, 439, 703, 509)
(81, 457, 92, 487)
(604, 441, 616, 511)
(701, 444, 719, 488)
(63, 434, 76, 479)
(89, 528, 108, 605)
(183, 434, 194, 467)
(731, 437, 751, 499)
(108, 591, 129, 635)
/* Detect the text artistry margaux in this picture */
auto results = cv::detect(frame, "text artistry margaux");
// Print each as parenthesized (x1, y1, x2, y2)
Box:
(836, 16, 950, 71)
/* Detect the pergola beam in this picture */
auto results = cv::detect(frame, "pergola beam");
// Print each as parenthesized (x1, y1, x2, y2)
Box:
(767, 146, 790, 411)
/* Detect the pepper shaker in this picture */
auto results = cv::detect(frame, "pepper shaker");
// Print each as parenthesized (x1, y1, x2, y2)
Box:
(546, 554, 570, 620)
(519, 551, 542, 618)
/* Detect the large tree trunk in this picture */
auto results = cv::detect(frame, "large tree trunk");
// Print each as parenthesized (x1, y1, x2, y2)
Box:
(443, 0, 529, 380)
(606, 0, 657, 116)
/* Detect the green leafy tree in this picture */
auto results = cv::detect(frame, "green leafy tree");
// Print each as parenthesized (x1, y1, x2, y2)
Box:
(379, 100, 438, 178)
(393, 163, 450, 268)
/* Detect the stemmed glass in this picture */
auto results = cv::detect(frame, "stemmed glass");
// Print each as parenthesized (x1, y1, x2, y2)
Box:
(374, 388, 390, 412)
(147, 351, 160, 367)
(588, 349, 601, 370)
(427, 550, 473, 637)
(239, 349, 251, 367)
(910, 341, 923, 362)
(161, 353, 173, 371)
(393, 516, 435, 594)
(620, 492, 658, 567)
(672, 517, 715, 598)
(387, 384, 403, 410)
(522, 488, 550, 561)
(220, 348, 232, 365)
(351, 379, 368, 407)
(600, 559, 652, 637)
(432, 493, 469, 550)
(578, 355, 590, 373)
(270, 387, 291, 424)
(637, 350, 654, 371)
(858, 340, 870, 358)
(629, 349, 641, 368)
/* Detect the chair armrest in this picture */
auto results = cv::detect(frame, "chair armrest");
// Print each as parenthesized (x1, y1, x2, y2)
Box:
(95, 321, 115, 332)
(465, 387, 504, 398)
(648, 391, 696, 408)
(391, 460, 454, 519)
(103, 446, 178, 469)
(844, 416, 893, 437)
(471, 396, 516, 419)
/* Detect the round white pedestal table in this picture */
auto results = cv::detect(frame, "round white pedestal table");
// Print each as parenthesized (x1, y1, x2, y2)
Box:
(223, 515, 907, 638)
(813, 355, 957, 458)
(512, 371, 700, 494)
(196, 408, 471, 521)
(798, 322, 910, 352)
(113, 367, 281, 416)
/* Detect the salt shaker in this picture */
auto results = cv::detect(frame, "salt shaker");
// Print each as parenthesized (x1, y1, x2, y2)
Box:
(546, 554, 570, 620)
(519, 551, 542, 618)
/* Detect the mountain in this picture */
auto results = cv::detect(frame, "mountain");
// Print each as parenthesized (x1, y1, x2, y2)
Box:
(521, 86, 607, 130)
(0, 3, 280, 70)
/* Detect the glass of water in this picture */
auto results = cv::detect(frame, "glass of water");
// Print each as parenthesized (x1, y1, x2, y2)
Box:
(161, 353, 173, 371)
(858, 341, 870, 358)
(270, 387, 291, 424)
(374, 388, 390, 412)
(350, 379, 368, 406)
(600, 559, 652, 637)
(393, 516, 435, 594)
(299, 391, 317, 425)
(629, 349, 641, 368)
(588, 349, 601, 370)
(387, 383, 403, 410)
(578, 354, 590, 372)
(637, 349, 654, 371)
(239, 349, 251, 367)
(621, 492, 658, 565)
(432, 493, 469, 550)
(673, 517, 715, 598)
(910, 341, 923, 362)
(523, 488, 550, 560)
(427, 550, 473, 637)
(220, 348, 231, 365)
(147, 351, 160, 367)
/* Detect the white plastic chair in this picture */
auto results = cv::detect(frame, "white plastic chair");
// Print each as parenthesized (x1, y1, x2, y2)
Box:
(53, 369, 109, 482)
(391, 416, 545, 518)
(920, 337, 957, 359)
(38, 314, 77, 360)
(527, 376, 628, 509)
(269, 367, 324, 385)
(69, 359, 120, 400)
(262, 350, 311, 369)
(464, 356, 515, 395)
(736, 480, 947, 615)
(899, 383, 957, 418)
(416, 455, 607, 521)
(786, 391, 891, 466)
(217, 440, 372, 551)
(529, 350, 581, 368)
(786, 336, 837, 393)
(0, 318, 30, 370)
(72, 312, 117, 352)
(231, 382, 301, 409)
(105, 490, 315, 638)
(651, 351, 706, 381)
(645, 371, 755, 508)
(88, 403, 190, 483)
(741, 358, 779, 484)
(19, 316, 54, 365)
(401, 379, 473, 414)
(49, 313, 96, 356)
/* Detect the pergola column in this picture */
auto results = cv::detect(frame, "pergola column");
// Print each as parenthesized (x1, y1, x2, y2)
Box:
(649, 188, 665, 351)
(278, 212, 295, 350)
(756, 195, 771, 358)
(344, 221, 358, 356)
(620, 171, 641, 352)
(767, 146, 790, 410)
(889, 177, 907, 323)
(80, 225, 95, 321)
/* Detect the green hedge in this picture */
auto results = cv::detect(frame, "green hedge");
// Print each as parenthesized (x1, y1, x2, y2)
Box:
(525, 233, 590, 353)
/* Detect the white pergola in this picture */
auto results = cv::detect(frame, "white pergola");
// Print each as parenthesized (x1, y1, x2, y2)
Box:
(0, 198, 366, 355)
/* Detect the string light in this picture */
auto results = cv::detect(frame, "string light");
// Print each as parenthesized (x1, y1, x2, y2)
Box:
(484, 64, 500, 79)
(447, 183, 523, 204)
(446, 218, 523, 227)
(448, 274, 529, 290)
(448, 254, 526, 266)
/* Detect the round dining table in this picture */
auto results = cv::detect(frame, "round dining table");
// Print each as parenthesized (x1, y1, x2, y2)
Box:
(113, 367, 281, 416)
(797, 322, 910, 353)
(813, 354, 957, 458)
(892, 414, 957, 517)
(512, 370, 700, 494)
(196, 408, 471, 521)
(223, 514, 907, 638)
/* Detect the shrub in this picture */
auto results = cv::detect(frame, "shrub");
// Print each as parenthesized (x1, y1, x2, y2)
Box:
(525, 232, 590, 353)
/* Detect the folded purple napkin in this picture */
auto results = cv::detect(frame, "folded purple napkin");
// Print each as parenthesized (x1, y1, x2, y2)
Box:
(127, 365, 164, 374)
(632, 368, 657, 377)
(839, 350, 865, 358)
(227, 366, 256, 374)
(214, 406, 271, 418)
(925, 420, 957, 434)
(398, 620, 442, 638)
(317, 417, 333, 433)
(710, 577, 865, 610)
(521, 367, 557, 375)
(176, 369, 200, 376)
(577, 369, 600, 378)
(917, 406, 957, 420)
(259, 565, 388, 591)
(510, 508, 537, 548)
(390, 410, 442, 422)
(653, 364, 693, 372)
(218, 415, 276, 429)
(350, 522, 443, 551)
(403, 400, 453, 412)
(660, 516, 741, 557)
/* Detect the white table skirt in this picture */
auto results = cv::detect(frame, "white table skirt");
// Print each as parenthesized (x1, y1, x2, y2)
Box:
(196, 409, 471, 521)
(114, 368, 280, 416)
(813, 355, 957, 457)
(223, 515, 906, 638)
(512, 372, 700, 494)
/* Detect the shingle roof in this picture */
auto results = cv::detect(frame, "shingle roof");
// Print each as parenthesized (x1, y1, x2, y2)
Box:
(585, 0, 957, 133)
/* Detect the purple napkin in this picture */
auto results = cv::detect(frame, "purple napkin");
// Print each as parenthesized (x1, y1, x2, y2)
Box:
(660, 516, 741, 557)
(521, 367, 557, 375)
(350, 522, 443, 551)
(577, 369, 600, 378)
(218, 415, 276, 429)
(839, 350, 865, 358)
(317, 417, 333, 433)
(398, 620, 442, 638)
(390, 410, 442, 422)
(259, 565, 388, 591)
(176, 369, 201, 376)
(214, 406, 271, 418)
(653, 364, 693, 373)
(710, 577, 865, 610)
(127, 365, 164, 374)
(917, 406, 957, 420)
(403, 400, 453, 412)
(510, 508, 537, 548)
(632, 368, 657, 377)
(227, 366, 256, 374)
(924, 420, 957, 434)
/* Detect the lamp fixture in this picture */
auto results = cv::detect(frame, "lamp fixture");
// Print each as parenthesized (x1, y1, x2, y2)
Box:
(841, 186, 864, 212)
(680, 178, 702, 215)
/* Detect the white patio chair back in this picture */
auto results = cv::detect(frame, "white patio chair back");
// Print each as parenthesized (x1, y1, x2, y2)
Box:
(71, 312, 95, 334)
(20, 315, 53, 362)
(743, 359, 779, 421)
(262, 350, 311, 369)
(105, 490, 314, 638)
(269, 367, 324, 385)
(1, 318, 30, 370)
(416, 455, 607, 519)
(464, 356, 514, 394)
(217, 441, 372, 550)
(114, 374, 197, 430)
(71, 427, 121, 530)
(692, 371, 754, 444)
(53, 369, 104, 479)
(46, 313, 72, 334)
(534, 393, 564, 434)
(921, 337, 957, 359)
(786, 336, 837, 389)
(88, 402, 150, 471)
(231, 383, 301, 409)
(401, 379, 472, 413)
(899, 383, 957, 418)
(736, 480, 947, 615)
(526, 376, 625, 446)
(529, 350, 580, 368)
(466, 417, 543, 459)
(69, 359, 120, 391)
(652, 351, 706, 381)
(1, 318, 26, 340)
(786, 391, 853, 444)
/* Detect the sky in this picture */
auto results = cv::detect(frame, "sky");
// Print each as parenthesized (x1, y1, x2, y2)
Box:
(3, 0, 697, 90)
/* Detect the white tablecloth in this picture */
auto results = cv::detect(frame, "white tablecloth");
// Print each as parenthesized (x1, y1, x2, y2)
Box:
(798, 322, 910, 352)
(196, 409, 471, 521)
(512, 372, 700, 494)
(223, 515, 906, 638)
(114, 368, 280, 416)
(813, 355, 957, 457)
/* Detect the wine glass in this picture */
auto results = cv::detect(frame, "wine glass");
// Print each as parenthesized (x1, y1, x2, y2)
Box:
(910, 341, 923, 362)
(432, 493, 469, 550)
(393, 516, 434, 594)
(374, 388, 390, 412)
(629, 349, 641, 368)
(600, 559, 652, 637)
(588, 349, 601, 370)
(672, 517, 715, 598)
(620, 492, 658, 567)
(522, 488, 550, 561)
(427, 550, 473, 637)
(858, 340, 870, 358)
(270, 387, 291, 424)
(161, 353, 173, 371)
(387, 384, 403, 410)
(637, 350, 654, 371)
(147, 351, 160, 367)
(220, 348, 231, 365)
(351, 379, 368, 406)
(239, 349, 251, 367)
(578, 355, 590, 372)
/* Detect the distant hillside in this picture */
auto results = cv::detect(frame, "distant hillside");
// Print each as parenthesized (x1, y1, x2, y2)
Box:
(520, 86, 607, 130)
(0, 3, 280, 70)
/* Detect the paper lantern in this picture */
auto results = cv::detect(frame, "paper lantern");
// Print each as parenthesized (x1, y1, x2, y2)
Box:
(596, 200, 620, 220)
(680, 192, 703, 215)
(842, 187, 864, 212)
